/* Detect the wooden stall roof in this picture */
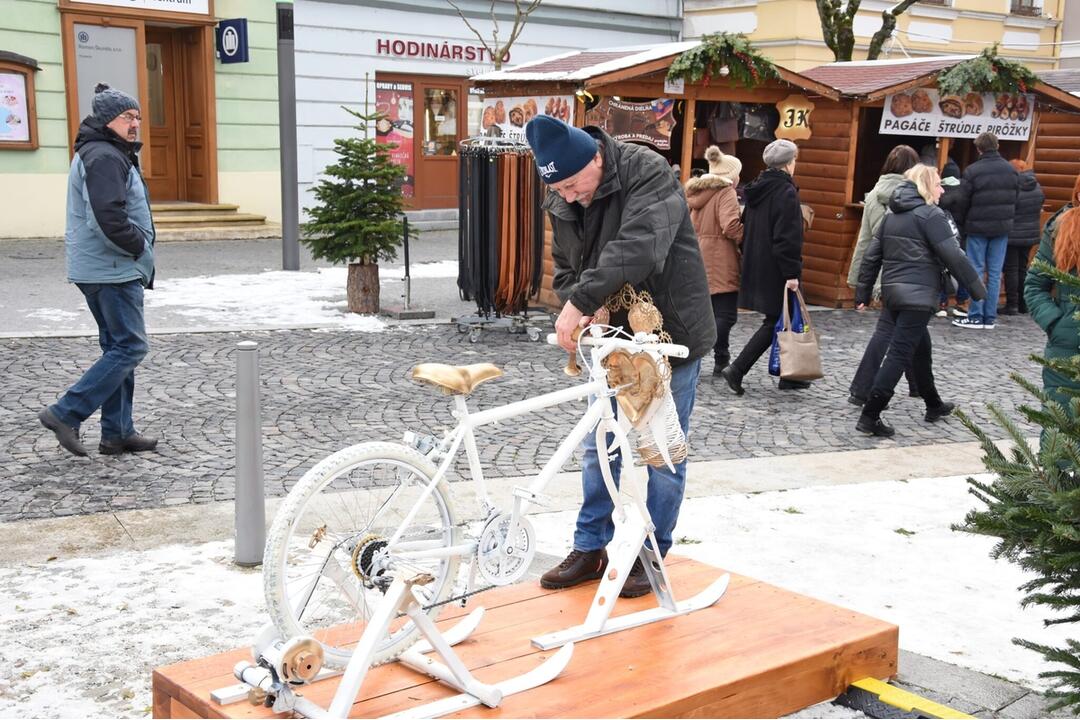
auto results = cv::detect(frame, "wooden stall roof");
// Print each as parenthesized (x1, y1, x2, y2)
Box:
(471, 42, 841, 100)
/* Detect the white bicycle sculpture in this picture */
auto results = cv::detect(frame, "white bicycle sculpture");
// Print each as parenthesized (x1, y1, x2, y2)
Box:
(238, 322, 730, 717)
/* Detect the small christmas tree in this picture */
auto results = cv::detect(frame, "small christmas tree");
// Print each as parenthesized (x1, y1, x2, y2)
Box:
(954, 259, 1080, 713)
(302, 107, 412, 313)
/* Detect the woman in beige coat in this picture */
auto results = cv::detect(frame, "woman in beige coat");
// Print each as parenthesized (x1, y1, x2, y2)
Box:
(686, 145, 744, 374)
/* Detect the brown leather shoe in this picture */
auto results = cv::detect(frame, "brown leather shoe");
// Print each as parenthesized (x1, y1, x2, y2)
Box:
(540, 549, 608, 589)
(619, 558, 653, 598)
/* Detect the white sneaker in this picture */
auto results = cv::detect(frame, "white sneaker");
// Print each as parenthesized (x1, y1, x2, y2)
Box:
(983, 321, 996, 329)
(935, 309, 948, 318)
(951, 306, 968, 318)
(952, 318, 984, 329)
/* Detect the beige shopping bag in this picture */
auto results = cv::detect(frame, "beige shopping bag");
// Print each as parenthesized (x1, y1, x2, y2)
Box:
(777, 288, 824, 381)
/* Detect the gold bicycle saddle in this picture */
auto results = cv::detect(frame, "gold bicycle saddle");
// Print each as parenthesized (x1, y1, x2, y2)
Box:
(411, 363, 504, 395)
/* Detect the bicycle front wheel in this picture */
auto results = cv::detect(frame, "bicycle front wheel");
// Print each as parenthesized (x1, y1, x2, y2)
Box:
(264, 442, 460, 668)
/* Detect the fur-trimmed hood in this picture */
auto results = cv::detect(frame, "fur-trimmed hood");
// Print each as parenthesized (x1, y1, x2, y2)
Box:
(685, 173, 734, 210)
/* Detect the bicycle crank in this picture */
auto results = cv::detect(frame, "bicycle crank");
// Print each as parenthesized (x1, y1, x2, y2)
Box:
(476, 513, 536, 586)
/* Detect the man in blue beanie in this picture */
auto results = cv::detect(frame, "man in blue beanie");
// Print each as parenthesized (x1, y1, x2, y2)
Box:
(38, 82, 157, 456)
(525, 114, 715, 598)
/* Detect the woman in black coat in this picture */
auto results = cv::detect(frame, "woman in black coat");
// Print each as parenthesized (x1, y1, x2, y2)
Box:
(855, 164, 986, 437)
(719, 139, 805, 396)
(1002, 159, 1045, 315)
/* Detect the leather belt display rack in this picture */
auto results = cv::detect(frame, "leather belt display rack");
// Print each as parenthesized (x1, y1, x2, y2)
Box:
(455, 136, 547, 342)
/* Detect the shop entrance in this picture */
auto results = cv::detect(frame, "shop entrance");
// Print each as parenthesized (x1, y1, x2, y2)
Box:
(144, 26, 212, 202)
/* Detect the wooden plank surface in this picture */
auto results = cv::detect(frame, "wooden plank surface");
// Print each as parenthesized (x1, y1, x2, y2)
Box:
(153, 557, 897, 719)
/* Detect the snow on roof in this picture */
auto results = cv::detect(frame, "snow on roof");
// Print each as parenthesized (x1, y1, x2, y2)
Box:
(801, 55, 975, 97)
(471, 42, 698, 83)
(1039, 69, 1080, 97)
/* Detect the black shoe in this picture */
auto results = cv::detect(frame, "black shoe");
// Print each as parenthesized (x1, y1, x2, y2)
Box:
(719, 365, 744, 396)
(99, 433, 159, 455)
(38, 408, 88, 457)
(998, 305, 1019, 316)
(540, 548, 608, 589)
(619, 558, 653, 598)
(856, 416, 896, 437)
(712, 355, 729, 375)
(909, 390, 921, 398)
(778, 379, 811, 390)
(848, 394, 865, 406)
(925, 401, 955, 423)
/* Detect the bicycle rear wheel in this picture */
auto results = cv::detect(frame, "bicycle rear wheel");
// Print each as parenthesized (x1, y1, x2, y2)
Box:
(264, 442, 460, 667)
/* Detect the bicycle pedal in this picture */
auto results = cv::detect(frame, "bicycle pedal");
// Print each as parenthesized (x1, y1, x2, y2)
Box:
(513, 486, 551, 507)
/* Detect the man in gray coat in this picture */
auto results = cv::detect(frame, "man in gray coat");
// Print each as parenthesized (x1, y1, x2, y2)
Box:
(524, 115, 715, 598)
(39, 83, 157, 457)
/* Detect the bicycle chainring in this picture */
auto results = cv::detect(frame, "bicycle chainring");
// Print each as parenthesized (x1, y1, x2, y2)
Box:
(475, 513, 535, 586)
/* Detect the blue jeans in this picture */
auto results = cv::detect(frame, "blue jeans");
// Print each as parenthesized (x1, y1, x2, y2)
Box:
(965, 234, 1008, 323)
(51, 281, 148, 440)
(573, 358, 701, 557)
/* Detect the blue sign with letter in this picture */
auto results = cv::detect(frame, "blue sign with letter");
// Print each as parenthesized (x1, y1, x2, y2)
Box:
(216, 18, 249, 64)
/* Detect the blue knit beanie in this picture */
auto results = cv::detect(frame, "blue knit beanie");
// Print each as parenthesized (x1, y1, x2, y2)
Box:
(525, 115, 598, 184)
(92, 82, 140, 123)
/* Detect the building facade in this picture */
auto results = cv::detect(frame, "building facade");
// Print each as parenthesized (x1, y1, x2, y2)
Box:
(1060, 0, 1080, 69)
(683, 0, 1064, 71)
(293, 0, 682, 211)
(0, 0, 281, 238)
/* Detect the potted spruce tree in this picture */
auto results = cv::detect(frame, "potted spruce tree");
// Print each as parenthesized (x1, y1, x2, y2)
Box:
(302, 107, 412, 314)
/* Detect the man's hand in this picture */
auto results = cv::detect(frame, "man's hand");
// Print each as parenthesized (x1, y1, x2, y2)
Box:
(555, 300, 591, 352)
(785, 278, 800, 291)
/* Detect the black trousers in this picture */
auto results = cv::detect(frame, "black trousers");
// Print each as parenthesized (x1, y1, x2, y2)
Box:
(731, 313, 778, 376)
(870, 309, 941, 407)
(850, 311, 920, 401)
(1002, 245, 1031, 311)
(711, 292, 738, 365)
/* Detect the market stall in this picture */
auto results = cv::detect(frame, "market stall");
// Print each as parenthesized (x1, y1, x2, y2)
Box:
(472, 43, 1080, 308)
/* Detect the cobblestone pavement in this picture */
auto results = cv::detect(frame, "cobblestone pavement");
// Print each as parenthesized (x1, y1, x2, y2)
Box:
(0, 310, 1044, 521)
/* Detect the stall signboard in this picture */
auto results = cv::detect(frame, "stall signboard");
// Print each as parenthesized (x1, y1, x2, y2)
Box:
(69, 0, 210, 13)
(880, 89, 1035, 141)
(0, 72, 31, 144)
(775, 94, 814, 141)
(374, 81, 415, 198)
(74, 24, 139, 123)
(585, 97, 676, 150)
(469, 93, 572, 141)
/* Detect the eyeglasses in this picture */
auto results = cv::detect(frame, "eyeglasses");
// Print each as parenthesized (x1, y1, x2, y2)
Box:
(118, 112, 142, 123)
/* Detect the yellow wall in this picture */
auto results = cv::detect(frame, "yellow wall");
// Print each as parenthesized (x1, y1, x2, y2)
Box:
(2, 174, 68, 238)
(684, 0, 1064, 71)
(218, 171, 283, 225)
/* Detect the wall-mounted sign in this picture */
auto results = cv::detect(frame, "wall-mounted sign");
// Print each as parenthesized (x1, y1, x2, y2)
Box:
(69, 0, 209, 14)
(73, 23, 138, 123)
(0, 71, 31, 144)
(775, 94, 814, 141)
(663, 77, 685, 95)
(376, 38, 507, 64)
(375, 81, 415, 198)
(880, 89, 1034, 140)
(585, 97, 676, 150)
(216, 18, 249, 64)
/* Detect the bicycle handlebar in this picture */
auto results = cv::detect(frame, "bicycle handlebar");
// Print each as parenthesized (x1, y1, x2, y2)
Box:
(545, 332, 689, 359)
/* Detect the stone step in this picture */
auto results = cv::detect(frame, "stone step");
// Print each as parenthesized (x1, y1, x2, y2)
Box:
(155, 212, 268, 227)
(405, 208, 458, 223)
(151, 202, 240, 214)
(155, 223, 282, 242)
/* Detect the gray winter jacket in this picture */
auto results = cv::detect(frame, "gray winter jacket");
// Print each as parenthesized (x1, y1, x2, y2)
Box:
(847, 172, 907, 294)
(543, 126, 716, 363)
(856, 182, 986, 311)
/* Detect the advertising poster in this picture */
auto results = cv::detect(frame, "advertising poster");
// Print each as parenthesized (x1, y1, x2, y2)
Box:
(0, 72, 30, 143)
(880, 89, 1034, 141)
(374, 81, 415, 198)
(469, 92, 573, 141)
(585, 97, 676, 150)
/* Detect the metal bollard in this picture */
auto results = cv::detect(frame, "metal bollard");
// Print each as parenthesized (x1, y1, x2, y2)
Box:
(235, 340, 266, 566)
(402, 217, 412, 311)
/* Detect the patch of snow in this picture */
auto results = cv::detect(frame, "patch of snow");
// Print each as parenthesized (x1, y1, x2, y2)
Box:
(24, 309, 85, 321)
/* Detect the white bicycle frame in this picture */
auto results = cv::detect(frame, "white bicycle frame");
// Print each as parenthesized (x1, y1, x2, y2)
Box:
(386, 331, 688, 579)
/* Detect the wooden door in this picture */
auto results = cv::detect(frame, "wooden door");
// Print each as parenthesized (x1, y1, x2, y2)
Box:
(145, 28, 180, 200)
(414, 80, 464, 208)
(178, 27, 211, 202)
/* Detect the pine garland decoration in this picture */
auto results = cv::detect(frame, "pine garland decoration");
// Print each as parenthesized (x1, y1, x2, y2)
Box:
(953, 259, 1080, 712)
(937, 44, 1039, 96)
(667, 32, 780, 89)
(301, 107, 411, 265)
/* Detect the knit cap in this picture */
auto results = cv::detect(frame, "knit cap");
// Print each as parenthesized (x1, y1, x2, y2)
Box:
(705, 145, 742, 182)
(92, 82, 140, 123)
(525, 115, 598, 184)
(762, 139, 798, 169)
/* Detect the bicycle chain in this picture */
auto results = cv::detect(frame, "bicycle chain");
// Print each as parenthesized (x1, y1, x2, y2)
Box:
(420, 583, 497, 611)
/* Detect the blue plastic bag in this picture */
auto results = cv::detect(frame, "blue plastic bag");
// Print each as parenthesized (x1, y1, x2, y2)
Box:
(768, 290, 804, 376)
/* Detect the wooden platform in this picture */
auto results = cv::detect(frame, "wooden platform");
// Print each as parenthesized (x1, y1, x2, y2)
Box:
(152, 557, 898, 718)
